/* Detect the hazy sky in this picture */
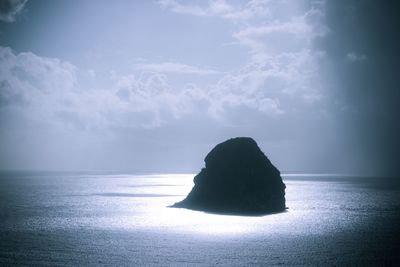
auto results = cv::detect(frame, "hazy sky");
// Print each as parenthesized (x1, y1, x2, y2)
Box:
(0, 0, 398, 175)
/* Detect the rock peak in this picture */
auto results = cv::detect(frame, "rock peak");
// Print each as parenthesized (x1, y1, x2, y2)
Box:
(172, 137, 286, 215)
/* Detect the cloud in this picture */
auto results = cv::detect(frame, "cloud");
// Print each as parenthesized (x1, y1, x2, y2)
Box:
(0, 1, 344, 172)
(158, 0, 208, 17)
(232, 18, 312, 56)
(133, 62, 222, 75)
(209, 49, 324, 114)
(157, 0, 327, 115)
(0, 46, 77, 109)
(232, 5, 327, 57)
(0, 47, 209, 129)
(158, 0, 271, 21)
(235, 19, 311, 38)
(1, 44, 324, 133)
(0, 0, 329, 130)
(0, 0, 27, 23)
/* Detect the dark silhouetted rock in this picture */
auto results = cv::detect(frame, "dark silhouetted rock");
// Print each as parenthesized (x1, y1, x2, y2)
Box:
(172, 137, 286, 214)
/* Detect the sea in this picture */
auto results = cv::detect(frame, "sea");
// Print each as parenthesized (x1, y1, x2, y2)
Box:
(0, 171, 399, 266)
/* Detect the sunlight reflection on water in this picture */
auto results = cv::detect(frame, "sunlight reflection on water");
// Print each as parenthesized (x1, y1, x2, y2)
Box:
(119, 174, 348, 236)
(2, 172, 400, 266)
(2, 173, 399, 238)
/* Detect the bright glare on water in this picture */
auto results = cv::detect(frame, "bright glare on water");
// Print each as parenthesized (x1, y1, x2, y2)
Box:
(1, 172, 399, 265)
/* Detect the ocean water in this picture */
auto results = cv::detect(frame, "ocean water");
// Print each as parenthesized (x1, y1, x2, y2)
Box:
(0, 172, 399, 266)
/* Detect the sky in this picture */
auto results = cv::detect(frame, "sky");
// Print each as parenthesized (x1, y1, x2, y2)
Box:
(0, 0, 398, 175)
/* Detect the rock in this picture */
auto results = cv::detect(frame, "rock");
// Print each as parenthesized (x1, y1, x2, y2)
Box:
(172, 137, 286, 214)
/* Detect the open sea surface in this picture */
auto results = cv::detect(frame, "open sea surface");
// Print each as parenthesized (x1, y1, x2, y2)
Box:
(1, 172, 399, 266)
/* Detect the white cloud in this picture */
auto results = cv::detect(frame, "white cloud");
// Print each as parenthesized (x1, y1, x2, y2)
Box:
(207, 49, 324, 116)
(0, 0, 27, 22)
(133, 62, 222, 75)
(232, 17, 312, 57)
(1, 0, 329, 131)
(0, 47, 209, 129)
(234, 18, 311, 40)
(0, 46, 77, 110)
(0, 2, 328, 130)
(220, 0, 271, 21)
(158, 0, 208, 17)
(157, 0, 271, 22)
(232, 4, 328, 57)
(1, 45, 324, 131)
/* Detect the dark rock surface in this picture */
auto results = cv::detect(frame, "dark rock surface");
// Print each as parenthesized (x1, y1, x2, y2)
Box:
(172, 137, 286, 214)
